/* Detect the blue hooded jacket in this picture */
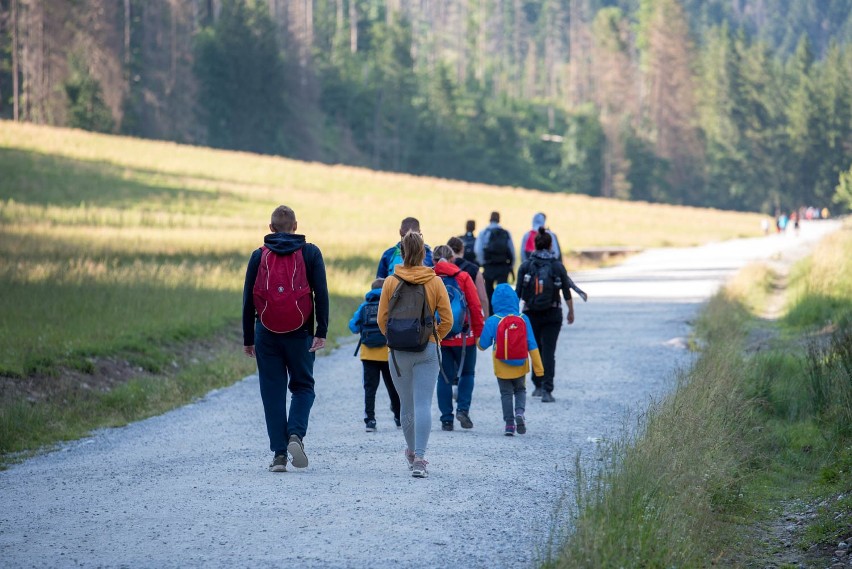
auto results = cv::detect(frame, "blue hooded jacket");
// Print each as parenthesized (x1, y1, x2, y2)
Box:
(478, 283, 544, 378)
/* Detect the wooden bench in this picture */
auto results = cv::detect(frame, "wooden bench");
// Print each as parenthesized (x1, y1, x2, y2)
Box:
(570, 246, 643, 262)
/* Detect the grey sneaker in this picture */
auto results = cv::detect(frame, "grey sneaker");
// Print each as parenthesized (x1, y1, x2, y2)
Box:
(405, 448, 416, 470)
(515, 414, 526, 435)
(411, 457, 429, 478)
(287, 434, 308, 468)
(541, 391, 555, 403)
(456, 410, 473, 429)
(269, 454, 287, 473)
(532, 387, 543, 397)
(365, 419, 377, 432)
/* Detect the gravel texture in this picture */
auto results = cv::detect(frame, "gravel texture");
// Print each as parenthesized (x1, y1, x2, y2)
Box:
(0, 220, 840, 568)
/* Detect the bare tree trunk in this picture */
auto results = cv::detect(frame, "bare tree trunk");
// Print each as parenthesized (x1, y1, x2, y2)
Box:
(349, 0, 357, 53)
(12, 0, 19, 121)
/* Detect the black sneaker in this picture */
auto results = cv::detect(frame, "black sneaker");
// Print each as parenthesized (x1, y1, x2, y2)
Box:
(541, 391, 555, 403)
(365, 419, 377, 432)
(287, 434, 308, 468)
(515, 414, 526, 434)
(394, 417, 401, 428)
(269, 454, 287, 473)
(456, 410, 473, 429)
(532, 387, 543, 397)
(441, 421, 454, 431)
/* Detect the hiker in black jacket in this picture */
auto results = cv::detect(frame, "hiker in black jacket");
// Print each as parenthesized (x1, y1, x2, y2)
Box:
(242, 205, 329, 472)
(515, 227, 575, 403)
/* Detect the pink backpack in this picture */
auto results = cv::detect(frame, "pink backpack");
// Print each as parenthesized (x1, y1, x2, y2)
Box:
(252, 247, 313, 333)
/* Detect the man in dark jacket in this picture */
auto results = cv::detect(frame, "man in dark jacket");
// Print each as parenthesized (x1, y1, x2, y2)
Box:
(376, 217, 434, 279)
(243, 205, 329, 472)
(475, 211, 515, 315)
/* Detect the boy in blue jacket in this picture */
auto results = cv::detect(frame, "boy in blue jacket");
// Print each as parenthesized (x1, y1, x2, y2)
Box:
(349, 278, 401, 431)
(477, 283, 544, 436)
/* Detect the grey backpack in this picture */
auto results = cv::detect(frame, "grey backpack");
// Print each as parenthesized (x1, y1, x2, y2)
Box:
(385, 275, 435, 352)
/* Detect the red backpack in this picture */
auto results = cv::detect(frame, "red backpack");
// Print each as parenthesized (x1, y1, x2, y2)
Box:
(252, 247, 313, 333)
(523, 230, 536, 256)
(495, 315, 528, 362)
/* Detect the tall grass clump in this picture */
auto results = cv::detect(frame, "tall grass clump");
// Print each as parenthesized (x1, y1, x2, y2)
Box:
(551, 298, 754, 567)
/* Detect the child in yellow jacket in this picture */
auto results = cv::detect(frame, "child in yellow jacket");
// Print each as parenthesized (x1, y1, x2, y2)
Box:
(477, 283, 544, 435)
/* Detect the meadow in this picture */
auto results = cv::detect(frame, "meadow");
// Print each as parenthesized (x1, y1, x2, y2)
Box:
(0, 121, 764, 457)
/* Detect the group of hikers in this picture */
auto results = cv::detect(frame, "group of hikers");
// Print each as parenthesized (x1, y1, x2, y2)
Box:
(242, 206, 584, 478)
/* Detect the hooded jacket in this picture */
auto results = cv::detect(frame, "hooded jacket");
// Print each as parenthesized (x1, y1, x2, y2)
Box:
(348, 288, 389, 362)
(520, 213, 561, 263)
(433, 261, 484, 347)
(242, 232, 329, 346)
(478, 283, 544, 379)
(377, 264, 453, 344)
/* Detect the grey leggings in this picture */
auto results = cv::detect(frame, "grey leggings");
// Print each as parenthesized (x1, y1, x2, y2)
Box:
(389, 346, 439, 458)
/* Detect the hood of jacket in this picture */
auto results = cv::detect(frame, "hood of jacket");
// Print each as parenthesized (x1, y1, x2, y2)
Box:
(364, 288, 382, 302)
(530, 249, 559, 261)
(492, 283, 520, 316)
(391, 264, 436, 285)
(433, 260, 462, 278)
(531, 212, 546, 231)
(264, 232, 306, 255)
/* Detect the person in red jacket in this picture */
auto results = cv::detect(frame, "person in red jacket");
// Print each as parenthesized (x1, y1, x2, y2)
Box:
(432, 245, 485, 430)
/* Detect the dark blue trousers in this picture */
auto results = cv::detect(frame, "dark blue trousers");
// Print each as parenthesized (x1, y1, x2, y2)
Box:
(254, 323, 316, 453)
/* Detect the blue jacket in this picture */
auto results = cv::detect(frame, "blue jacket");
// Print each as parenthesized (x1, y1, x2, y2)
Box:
(376, 242, 434, 279)
(349, 288, 388, 362)
(478, 283, 544, 378)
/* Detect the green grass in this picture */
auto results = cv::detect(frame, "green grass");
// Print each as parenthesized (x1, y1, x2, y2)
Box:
(0, 120, 766, 462)
(551, 224, 852, 567)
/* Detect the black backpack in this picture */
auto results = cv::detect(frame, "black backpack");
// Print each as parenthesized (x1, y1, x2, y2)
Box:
(521, 258, 562, 311)
(483, 227, 511, 265)
(460, 233, 478, 264)
(360, 299, 386, 347)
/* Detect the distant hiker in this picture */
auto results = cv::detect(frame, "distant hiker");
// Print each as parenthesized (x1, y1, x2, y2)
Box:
(478, 283, 543, 436)
(447, 236, 489, 316)
(459, 219, 479, 265)
(432, 245, 484, 432)
(242, 205, 329, 473)
(349, 278, 401, 432)
(475, 211, 515, 315)
(516, 227, 576, 403)
(377, 230, 452, 478)
(376, 217, 434, 279)
(519, 212, 561, 264)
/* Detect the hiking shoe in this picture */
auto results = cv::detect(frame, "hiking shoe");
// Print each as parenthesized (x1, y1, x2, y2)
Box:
(541, 391, 555, 403)
(405, 448, 416, 470)
(394, 417, 402, 428)
(287, 434, 308, 468)
(441, 421, 454, 431)
(365, 419, 377, 432)
(515, 414, 526, 435)
(531, 387, 543, 397)
(269, 454, 287, 473)
(456, 410, 473, 429)
(504, 423, 516, 436)
(412, 458, 429, 478)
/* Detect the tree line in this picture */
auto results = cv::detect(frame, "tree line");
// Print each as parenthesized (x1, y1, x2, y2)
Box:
(1, 0, 850, 213)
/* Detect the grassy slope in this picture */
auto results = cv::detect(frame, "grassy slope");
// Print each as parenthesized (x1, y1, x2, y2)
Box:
(0, 120, 763, 459)
(552, 222, 852, 568)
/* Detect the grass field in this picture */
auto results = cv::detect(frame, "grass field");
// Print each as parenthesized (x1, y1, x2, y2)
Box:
(0, 121, 765, 377)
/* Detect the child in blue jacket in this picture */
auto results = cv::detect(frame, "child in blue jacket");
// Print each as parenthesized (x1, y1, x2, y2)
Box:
(478, 283, 544, 435)
(349, 278, 401, 431)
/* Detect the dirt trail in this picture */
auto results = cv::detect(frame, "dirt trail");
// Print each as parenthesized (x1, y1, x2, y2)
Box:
(0, 220, 840, 569)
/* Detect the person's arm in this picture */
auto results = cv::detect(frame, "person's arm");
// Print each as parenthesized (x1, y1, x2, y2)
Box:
(305, 245, 329, 351)
(461, 273, 484, 337)
(529, 348, 544, 377)
(550, 231, 561, 259)
(474, 272, 489, 316)
(477, 317, 495, 350)
(519, 231, 529, 264)
(377, 278, 395, 336)
(348, 303, 366, 334)
(474, 230, 487, 265)
(242, 249, 262, 356)
(507, 232, 516, 266)
(515, 263, 528, 299)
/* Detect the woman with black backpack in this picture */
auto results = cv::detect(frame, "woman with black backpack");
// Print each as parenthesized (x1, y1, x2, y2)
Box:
(515, 227, 575, 402)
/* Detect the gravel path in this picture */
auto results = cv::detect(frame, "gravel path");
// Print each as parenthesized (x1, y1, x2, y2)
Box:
(0, 220, 840, 569)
